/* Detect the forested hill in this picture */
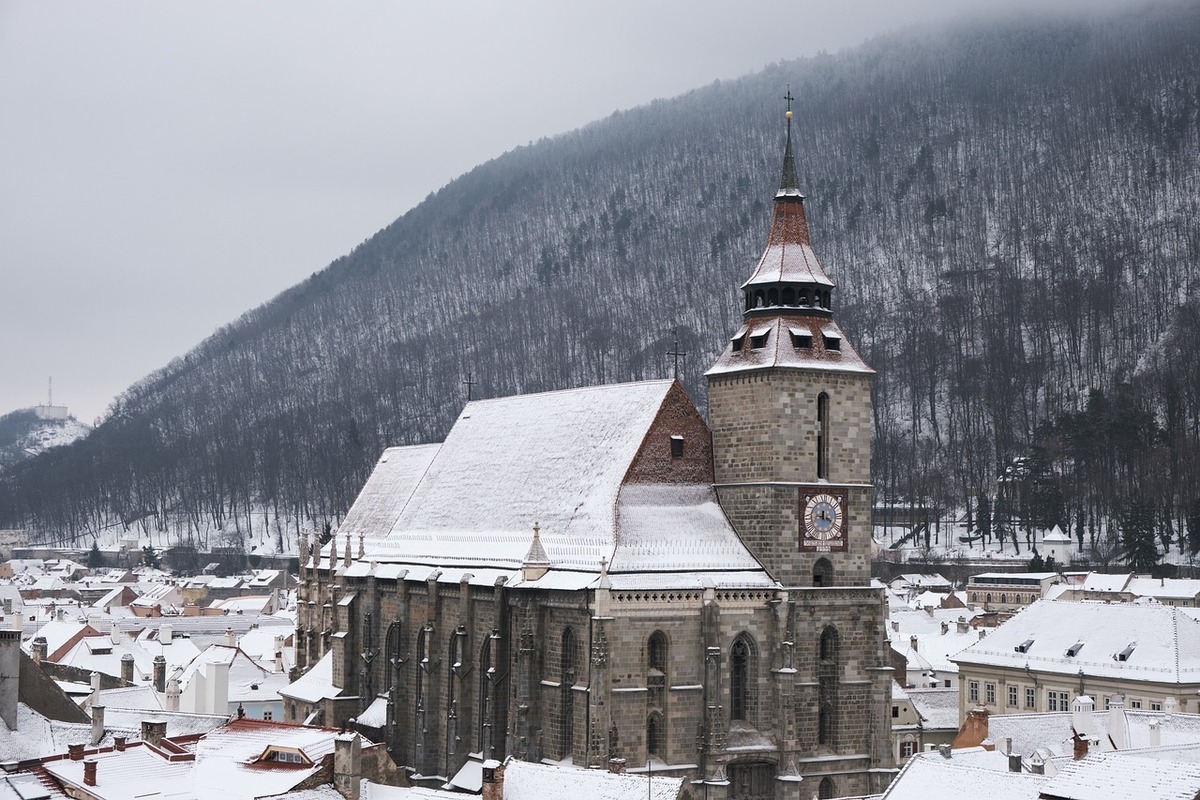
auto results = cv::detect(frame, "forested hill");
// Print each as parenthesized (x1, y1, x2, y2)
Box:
(4, 3, 1200, 557)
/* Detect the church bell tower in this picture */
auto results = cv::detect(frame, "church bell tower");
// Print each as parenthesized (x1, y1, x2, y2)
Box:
(707, 99, 874, 588)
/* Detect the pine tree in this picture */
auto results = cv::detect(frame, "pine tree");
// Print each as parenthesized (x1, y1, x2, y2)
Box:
(141, 544, 161, 570)
(88, 540, 103, 569)
(1121, 501, 1160, 573)
(1074, 507, 1086, 551)
(1029, 550, 1045, 571)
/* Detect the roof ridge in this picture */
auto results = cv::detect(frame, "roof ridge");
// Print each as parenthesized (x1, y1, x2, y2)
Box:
(461, 378, 673, 408)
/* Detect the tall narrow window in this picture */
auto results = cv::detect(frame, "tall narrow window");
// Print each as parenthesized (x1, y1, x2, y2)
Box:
(560, 628, 576, 760)
(816, 393, 829, 479)
(647, 712, 665, 760)
(818, 626, 839, 747)
(478, 636, 493, 754)
(818, 777, 836, 799)
(647, 632, 667, 710)
(730, 635, 755, 722)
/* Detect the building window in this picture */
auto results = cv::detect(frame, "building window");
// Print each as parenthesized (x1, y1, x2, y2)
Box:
(791, 331, 813, 349)
(1130, 699, 1142, 709)
(1008, 685, 1018, 707)
(1151, 702, 1162, 711)
(730, 635, 755, 722)
(899, 740, 917, 759)
(985, 683, 996, 704)
(732, 334, 745, 352)
(647, 712, 665, 760)
(822, 335, 841, 351)
(816, 393, 830, 480)
(818, 777, 835, 799)
(968, 681, 979, 703)
(647, 631, 667, 710)
(1048, 690, 1069, 712)
(1026, 687, 1036, 709)
(263, 709, 273, 721)
(750, 332, 769, 349)
(561, 628, 577, 760)
(892, 705, 899, 718)
(812, 557, 833, 587)
(670, 436, 684, 458)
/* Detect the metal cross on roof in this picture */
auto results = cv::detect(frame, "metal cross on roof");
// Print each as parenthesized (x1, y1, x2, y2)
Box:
(463, 370, 477, 401)
(667, 330, 687, 379)
(784, 86, 794, 112)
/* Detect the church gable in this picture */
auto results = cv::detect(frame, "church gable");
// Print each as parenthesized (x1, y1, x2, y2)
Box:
(621, 380, 713, 486)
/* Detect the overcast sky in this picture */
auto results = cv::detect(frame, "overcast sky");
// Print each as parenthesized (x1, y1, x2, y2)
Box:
(0, 0, 1138, 424)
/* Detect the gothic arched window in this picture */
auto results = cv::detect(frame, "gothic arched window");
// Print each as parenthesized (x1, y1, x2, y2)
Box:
(813, 557, 834, 587)
(647, 631, 667, 711)
(478, 635, 493, 754)
(818, 776, 836, 799)
(730, 634, 756, 723)
(647, 711, 665, 759)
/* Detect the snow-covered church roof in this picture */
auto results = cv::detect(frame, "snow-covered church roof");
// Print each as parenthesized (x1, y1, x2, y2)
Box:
(330, 380, 772, 589)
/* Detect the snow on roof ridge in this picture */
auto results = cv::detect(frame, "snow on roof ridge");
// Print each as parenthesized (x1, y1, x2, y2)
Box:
(461, 378, 674, 409)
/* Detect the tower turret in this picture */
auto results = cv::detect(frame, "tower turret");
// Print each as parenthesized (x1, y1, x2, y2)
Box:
(707, 98, 874, 587)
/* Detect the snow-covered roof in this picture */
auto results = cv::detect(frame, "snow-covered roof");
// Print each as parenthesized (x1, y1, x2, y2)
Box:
(740, 198, 833, 289)
(1078, 573, 1134, 594)
(280, 652, 343, 704)
(336, 443, 440, 541)
(1042, 751, 1200, 800)
(502, 758, 684, 800)
(952, 600, 1200, 682)
(879, 750, 1046, 799)
(1042, 525, 1072, 543)
(906, 687, 961, 731)
(706, 316, 872, 376)
(1128, 578, 1200, 601)
(339, 380, 771, 587)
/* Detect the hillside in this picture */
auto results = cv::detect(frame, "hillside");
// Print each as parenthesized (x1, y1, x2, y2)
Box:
(0, 409, 91, 471)
(2, 3, 1199, 558)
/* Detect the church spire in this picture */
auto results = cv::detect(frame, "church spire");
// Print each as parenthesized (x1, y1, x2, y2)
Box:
(777, 88, 804, 201)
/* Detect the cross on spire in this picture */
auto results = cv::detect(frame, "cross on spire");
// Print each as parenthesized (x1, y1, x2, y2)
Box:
(667, 330, 687, 379)
(784, 86, 794, 112)
(463, 370, 477, 401)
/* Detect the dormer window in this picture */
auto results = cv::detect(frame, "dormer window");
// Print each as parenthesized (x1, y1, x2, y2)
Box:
(790, 328, 813, 349)
(670, 436, 684, 459)
(823, 333, 842, 351)
(1014, 639, 1035, 653)
(731, 334, 745, 352)
(1116, 643, 1136, 662)
(750, 327, 770, 349)
(1066, 642, 1084, 657)
(258, 746, 310, 765)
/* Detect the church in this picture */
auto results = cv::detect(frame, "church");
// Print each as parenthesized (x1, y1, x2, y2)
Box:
(285, 105, 895, 800)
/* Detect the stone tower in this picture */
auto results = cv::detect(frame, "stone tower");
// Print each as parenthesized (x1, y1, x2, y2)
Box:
(707, 102, 874, 588)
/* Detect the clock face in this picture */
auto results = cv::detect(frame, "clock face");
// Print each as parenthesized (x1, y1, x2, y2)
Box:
(800, 489, 848, 551)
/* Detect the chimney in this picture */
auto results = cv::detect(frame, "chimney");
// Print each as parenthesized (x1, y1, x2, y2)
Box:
(91, 705, 105, 746)
(1109, 695, 1128, 750)
(140, 719, 167, 748)
(333, 732, 362, 800)
(1073, 731, 1089, 760)
(165, 678, 181, 712)
(160, 625, 172, 644)
(938, 743, 952, 759)
(940, 621, 949, 635)
(482, 759, 504, 800)
(891, 620, 899, 632)
(1072, 695, 1095, 738)
(978, 629, 987, 639)
(608, 758, 627, 774)
(205, 659, 229, 715)
(0, 630, 19, 732)
(110, 621, 121, 645)
(152, 655, 166, 693)
(225, 627, 236, 647)
(114, 736, 127, 752)
(90, 671, 101, 705)
(120, 653, 135, 684)
(981, 739, 996, 752)
(957, 616, 969, 633)
(1149, 720, 1161, 748)
(30, 636, 47, 665)
(68, 743, 84, 761)
(909, 635, 918, 653)
(1008, 753, 1023, 772)
(1005, 737, 1013, 755)
(83, 758, 97, 787)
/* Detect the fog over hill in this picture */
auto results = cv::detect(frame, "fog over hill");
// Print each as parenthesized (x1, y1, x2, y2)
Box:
(3, 3, 1199, 559)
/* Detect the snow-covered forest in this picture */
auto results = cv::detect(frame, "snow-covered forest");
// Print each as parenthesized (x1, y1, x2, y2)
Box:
(2, 4, 1199, 560)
